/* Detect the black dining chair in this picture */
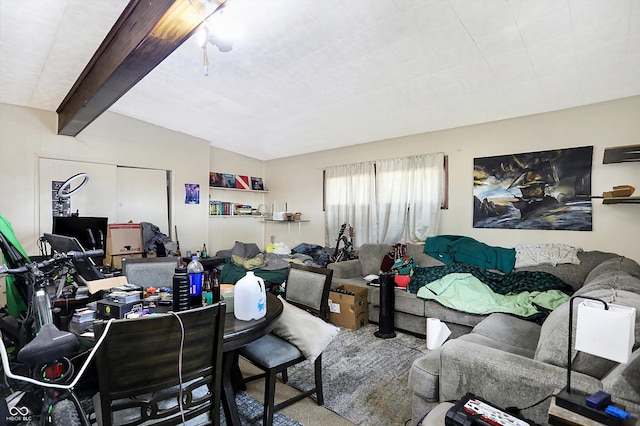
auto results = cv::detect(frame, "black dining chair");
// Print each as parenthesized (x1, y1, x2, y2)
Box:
(93, 304, 225, 426)
(238, 263, 333, 426)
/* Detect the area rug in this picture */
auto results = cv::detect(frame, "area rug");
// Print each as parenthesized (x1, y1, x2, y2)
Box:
(108, 388, 301, 426)
(285, 323, 429, 426)
(222, 391, 302, 426)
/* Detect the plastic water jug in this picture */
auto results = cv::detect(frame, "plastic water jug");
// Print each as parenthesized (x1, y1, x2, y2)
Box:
(234, 271, 266, 320)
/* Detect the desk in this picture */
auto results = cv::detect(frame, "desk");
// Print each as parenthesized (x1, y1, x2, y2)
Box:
(221, 293, 283, 425)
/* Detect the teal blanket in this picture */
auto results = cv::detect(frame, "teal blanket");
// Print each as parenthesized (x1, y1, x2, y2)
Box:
(220, 261, 287, 287)
(416, 273, 569, 321)
(408, 263, 572, 295)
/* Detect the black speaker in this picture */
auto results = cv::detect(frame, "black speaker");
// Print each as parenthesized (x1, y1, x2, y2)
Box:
(375, 272, 396, 338)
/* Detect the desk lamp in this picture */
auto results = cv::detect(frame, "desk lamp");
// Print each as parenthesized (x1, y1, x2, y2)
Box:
(555, 294, 636, 423)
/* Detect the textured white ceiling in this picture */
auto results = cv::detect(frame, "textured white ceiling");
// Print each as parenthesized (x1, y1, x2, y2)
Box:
(1, 0, 639, 160)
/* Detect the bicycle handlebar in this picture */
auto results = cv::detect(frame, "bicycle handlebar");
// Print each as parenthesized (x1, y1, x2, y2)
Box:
(0, 249, 104, 275)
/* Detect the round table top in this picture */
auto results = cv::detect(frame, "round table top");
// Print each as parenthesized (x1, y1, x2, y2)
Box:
(222, 292, 283, 351)
(70, 292, 283, 352)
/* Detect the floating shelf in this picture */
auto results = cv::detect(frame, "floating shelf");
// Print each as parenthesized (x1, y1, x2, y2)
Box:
(602, 196, 640, 204)
(603, 144, 640, 164)
(209, 187, 268, 193)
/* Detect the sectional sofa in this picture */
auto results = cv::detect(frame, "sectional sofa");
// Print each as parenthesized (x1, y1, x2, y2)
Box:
(327, 242, 640, 425)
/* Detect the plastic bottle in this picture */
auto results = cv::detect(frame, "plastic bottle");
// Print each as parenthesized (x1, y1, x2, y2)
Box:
(187, 255, 204, 308)
(234, 271, 266, 320)
(172, 266, 190, 311)
(202, 271, 212, 305)
(211, 269, 220, 303)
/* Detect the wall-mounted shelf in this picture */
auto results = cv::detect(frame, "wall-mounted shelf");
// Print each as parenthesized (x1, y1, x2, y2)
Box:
(602, 196, 640, 204)
(263, 220, 310, 223)
(263, 219, 310, 233)
(209, 187, 268, 193)
(210, 215, 262, 218)
(603, 145, 640, 164)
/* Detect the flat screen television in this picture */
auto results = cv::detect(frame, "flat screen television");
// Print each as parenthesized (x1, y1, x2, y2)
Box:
(52, 216, 108, 251)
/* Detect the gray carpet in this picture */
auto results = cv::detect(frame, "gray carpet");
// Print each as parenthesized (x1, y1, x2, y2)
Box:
(107, 388, 301, 426)
(285, 323, 429, 426)
(222, 391, 302, 426)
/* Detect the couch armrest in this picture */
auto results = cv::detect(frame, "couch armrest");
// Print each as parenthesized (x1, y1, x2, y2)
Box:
(439, 339, 602, 425)
(327, 259, 363, 279)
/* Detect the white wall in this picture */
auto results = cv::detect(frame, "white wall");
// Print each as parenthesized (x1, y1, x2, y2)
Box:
(2, 96, 639, 264)
(265, 96, 640, 263)
(0, 103, 210, 256)
(207, 149, 266, 254)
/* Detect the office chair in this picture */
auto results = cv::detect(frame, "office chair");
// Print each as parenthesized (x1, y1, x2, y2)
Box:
(93, 304, 225, 426)
(121, 256, 180, 289)
(238, 263, 333, 426)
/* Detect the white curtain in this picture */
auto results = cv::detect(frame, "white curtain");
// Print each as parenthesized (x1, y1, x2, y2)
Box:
(407, 153, 444, 241)
(376, 157, 411, 244)
(324, 162, 377, 247)
(377, 153, 444, 243)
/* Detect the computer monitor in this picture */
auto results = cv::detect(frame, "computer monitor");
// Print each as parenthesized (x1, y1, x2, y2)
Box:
(42, 233, 104, 281)
(121, 256, 180, 289)
(52, 216, 108, 251)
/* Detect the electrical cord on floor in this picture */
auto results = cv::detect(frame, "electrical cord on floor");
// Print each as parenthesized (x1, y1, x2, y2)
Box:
(505, 393, 554, 416)
(169, 311, 186, 425)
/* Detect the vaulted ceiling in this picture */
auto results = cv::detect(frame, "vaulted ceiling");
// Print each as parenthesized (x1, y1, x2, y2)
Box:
(1, 0, 639, 160)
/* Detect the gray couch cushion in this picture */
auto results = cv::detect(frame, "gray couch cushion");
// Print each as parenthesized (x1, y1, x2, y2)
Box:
(408, 349, 442, 401)
(407, 244, 446, 268)
(584, 257, 640, 283)
(470, 313, 541, 358)
(575, 270, 640, 297)
(535, 288, 640, 379)
(369, 287, 425, 316)
(621, 351, 640, 394)
(358, 244, 392, 276)
(515, 250, 619, 291)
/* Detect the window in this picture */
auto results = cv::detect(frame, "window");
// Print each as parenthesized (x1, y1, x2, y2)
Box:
(324, 153, 446, 246)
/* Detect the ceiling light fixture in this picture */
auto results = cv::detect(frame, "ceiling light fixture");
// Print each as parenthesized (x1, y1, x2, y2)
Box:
(190, 0, 235, 75)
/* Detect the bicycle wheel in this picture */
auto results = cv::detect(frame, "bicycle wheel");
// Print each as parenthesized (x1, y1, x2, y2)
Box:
(51, 399, 81, 426)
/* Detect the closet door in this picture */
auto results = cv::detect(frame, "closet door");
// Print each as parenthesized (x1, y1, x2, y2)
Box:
(116, 167, 169, 235)
(38, 160, 169, 242)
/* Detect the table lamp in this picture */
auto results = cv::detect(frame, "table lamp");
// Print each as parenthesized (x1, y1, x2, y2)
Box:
(555, 294, 636, 424)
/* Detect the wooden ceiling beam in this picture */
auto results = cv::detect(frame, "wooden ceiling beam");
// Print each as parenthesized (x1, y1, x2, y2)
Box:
(57, 0, 219, 136)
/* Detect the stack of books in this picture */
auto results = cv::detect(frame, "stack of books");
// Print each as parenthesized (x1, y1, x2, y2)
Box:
(72, 308, 96, 323)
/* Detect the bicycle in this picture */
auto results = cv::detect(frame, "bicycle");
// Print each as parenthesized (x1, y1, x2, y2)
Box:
(0, 248, 114, 426)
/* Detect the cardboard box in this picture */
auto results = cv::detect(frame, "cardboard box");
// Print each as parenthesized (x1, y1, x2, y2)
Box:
(106, 253, 144, 270)
(106, 223, 143, 257)
(329, 284, 368, 329)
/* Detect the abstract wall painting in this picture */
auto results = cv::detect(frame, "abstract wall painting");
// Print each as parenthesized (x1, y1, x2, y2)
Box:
(473, 146, 593, 231)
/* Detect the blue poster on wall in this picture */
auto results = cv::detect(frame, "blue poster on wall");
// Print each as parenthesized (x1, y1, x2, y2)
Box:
(473, 146, 593, 231)
(185, 183, 200, 204)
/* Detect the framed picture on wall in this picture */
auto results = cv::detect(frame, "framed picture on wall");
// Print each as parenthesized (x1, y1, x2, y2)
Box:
(222, 174, 236, 188)
(209, 172, 224, 187)
(251, 177, 264, 191)
(472, 146, 593, 231)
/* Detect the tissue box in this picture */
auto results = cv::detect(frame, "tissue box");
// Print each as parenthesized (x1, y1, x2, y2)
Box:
(329, 284, 368, 329)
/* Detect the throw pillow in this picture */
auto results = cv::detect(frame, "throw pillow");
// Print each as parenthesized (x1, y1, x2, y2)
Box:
(231, 241, 261, 259)
(271, 296, 339, 362)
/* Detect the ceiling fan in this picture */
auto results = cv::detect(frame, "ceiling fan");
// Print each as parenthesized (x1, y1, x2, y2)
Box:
(194, 0, 236, 75)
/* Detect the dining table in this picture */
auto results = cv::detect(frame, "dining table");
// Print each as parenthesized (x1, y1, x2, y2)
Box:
(220, 292, 283, 425)
(68, 291, 283, 426)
